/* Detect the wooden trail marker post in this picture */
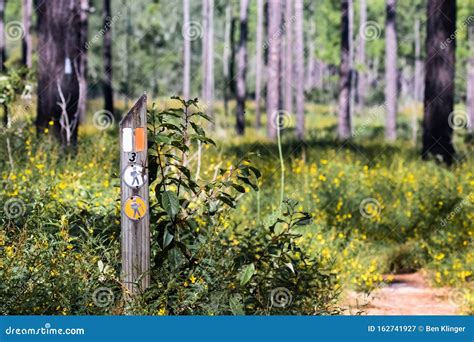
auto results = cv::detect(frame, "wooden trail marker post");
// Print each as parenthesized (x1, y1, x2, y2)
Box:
(120, 95, 150, 296)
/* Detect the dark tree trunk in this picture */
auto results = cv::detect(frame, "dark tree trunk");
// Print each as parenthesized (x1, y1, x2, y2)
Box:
(385, 0, 398, 141)
(78, 0, 89, 123)
(295, 0, 304, 140)
(103, 0, 114, 116)
(255, 0, 263, 128)
(0, 0, 6, 72)
(266, 0, 281, 139)
(337, 0, 352, 140)
(236, 0, 249, 135)
(356, 0, 367, 109)
(222, 1, 231, 116)
(422, 0, 456, 165)
(467, 25, 473, 136)
(36, 0, 81, 147)
(22, 0, 33, 67)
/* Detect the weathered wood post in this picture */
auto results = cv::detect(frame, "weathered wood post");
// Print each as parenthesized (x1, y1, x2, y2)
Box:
(119, 94, 150, 296)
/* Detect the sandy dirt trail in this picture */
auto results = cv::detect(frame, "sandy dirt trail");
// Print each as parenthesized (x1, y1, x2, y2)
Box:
(343, 272, 459, 315)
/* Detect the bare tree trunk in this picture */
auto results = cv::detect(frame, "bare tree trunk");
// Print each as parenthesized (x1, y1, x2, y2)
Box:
(356, 0, 367, 110)
(0, 0, 5, 72)
(266, 0, 281, 139)
(337, 0, 352, 140)
(422, 0, 456, 165)
(414, 17, 423, 102)
(255, 0, 263, 129)
(385, 0, 398, 141)
(202, 0, 214, 123)
(103, 0, 114, 116)
(467, 26, 474, 135)
(236, 0, 249, 135)
(183, 0, 190, 100)
(78, 0, 89, 123)
(36, 0, 81, 147)
(222, 1, 231, 116)
(305, 2, 315, 92)
(22, 0, 33, 67)
(348, 0, 355, 123)
(295, 0, 304, 140)
(283, 0, 293, 114)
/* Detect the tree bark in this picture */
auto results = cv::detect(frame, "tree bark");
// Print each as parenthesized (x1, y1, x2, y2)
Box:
(283, 0, 293, 115)
(467, 25, 473, 135)
(295, 0, 304, 140)
(0, 0, 6, 72)
(337, 0, 352, 140)
(414, 17, 423, 102)
(385, 0, 398, 141)
(36, 0, 82, 147)
(222, 1, 232, 116)
(103, 0, 114, 116)
(183, 0, 190, 100)
(78, 0, 89, 123)
(22, 0, 33, 67)
(356, 0, 367, 109)
(236, 0, 249, 135)
(422, 0, 456, 165)
(266, 0, 281, 139)
(255, 0, 264, 129)
(201, 0, 214, 122)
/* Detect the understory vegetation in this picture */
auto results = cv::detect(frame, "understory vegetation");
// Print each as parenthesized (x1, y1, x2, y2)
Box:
(0, 98, 472, 315)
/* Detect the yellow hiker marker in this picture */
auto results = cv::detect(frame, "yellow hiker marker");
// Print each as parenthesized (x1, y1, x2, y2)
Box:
(123, 195, 147, 221)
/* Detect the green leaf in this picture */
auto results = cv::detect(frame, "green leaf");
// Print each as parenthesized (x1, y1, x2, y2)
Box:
(163, 229, 174, 248)
(229, 294, 245, 315)
(161, 191, 180, 219)
(239, 263, 255, 285)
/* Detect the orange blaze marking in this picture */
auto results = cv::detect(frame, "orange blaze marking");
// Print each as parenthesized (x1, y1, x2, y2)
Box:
(135, 127, 146, 152)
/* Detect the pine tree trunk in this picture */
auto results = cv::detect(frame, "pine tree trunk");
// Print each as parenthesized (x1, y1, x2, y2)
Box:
(255, 0, 263, 129)
(103, 0, 114, 116)
(183, 0, 191, 100)
(236, 0, 249, 135)
(385, 0, 398, 141)
(222, 2, 232, 116)
(305, 2, 315, 92)
(467, 26, 473, 135)
(283, 0, 293, 115)
(422, 0, 456, 165)
(337, 0, 352, 140)
(78, 0, 89, 123)
(414, 17, 423, 102)
(202, 0, 214, 122)
(22, 0, 32, 67)
(36, 0, 81, 147)
(0, 0, 5, 72)
(356, 0, 367, 109)
(295, 0, 304, 140)
(266, 0, 281, 139)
